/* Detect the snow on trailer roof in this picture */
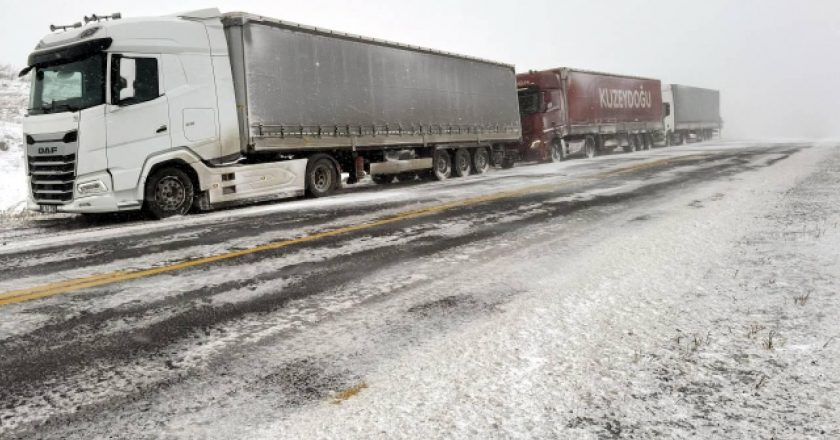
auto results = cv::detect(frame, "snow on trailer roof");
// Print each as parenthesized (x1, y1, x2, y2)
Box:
(221, 11, 516, 70)
(521, 67, 661, 82)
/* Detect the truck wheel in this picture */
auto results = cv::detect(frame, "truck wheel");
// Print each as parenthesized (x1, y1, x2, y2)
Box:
(306, 155, 338, 197)
(372, 174, 394, 185)
(471, 147, 491, 174)
(642, 134, 652, 150)
(144, 167, 195, 219)
(432, 149, 452, 180)
(550, 139, 566, 162)
(674, 133, 684, 146)
(584, 136, 597, 159)
(623, 135, 636, 152)
(452, 149, 471, 177)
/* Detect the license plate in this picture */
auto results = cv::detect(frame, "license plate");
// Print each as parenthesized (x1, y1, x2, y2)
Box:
(39, 205, 58, 214)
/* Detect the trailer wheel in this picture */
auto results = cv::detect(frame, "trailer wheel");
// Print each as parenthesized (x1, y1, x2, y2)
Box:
(471, 147, 491, 174)
(642, 133, 652, 150)
(550, 139, 566, 162)
(306, 155, 338, 197)
(452, 149, 471, 177)
(622, 135, 635, 153)
(584, 136, 597, 159)
(143, 167, 195, 219)
(372, 174, 394, 185)
(432, 149, 452, 180)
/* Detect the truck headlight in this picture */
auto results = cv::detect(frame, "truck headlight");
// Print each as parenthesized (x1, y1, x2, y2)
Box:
(77, 180, 108, 195)
(530, 140, 543, 149)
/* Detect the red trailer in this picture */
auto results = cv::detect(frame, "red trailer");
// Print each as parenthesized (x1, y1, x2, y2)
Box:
(516, 68, 663, 163)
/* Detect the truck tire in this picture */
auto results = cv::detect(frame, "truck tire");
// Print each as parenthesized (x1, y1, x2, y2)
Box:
(471, 147, 491, 174)
(674, 133, 684, 146)
(432, 149, 452, 180)
(372, 174, 394, 185)
(306, 154, 338, 198)
(643, 133, 653, 150)
(623, 135, 636, 152)
(143, 167, 195, 219)
(452, 149, 471, 177)
(550, 139, 566, 162)
(584, 136, 597, 159)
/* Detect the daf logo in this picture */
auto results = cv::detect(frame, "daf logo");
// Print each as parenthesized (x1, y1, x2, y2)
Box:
(38, 146, 58, 155)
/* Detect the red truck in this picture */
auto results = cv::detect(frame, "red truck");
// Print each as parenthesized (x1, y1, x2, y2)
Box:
(515, 68, 664, 163)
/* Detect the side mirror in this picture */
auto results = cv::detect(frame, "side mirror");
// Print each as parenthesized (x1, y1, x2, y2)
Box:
(117, 57, 136, 103)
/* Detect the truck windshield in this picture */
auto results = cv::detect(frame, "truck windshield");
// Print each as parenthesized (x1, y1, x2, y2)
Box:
(28, 53, 105, 115)
(518, 88, 542, 115)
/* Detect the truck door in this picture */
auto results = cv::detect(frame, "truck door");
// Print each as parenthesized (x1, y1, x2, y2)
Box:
(106, 54, 171, 193)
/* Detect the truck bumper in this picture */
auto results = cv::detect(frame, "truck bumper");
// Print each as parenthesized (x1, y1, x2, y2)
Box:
(27, 171, 142, 214)
(28, 192, 140, 214)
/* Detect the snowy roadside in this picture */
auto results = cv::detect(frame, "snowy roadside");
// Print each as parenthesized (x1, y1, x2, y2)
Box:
(0, 121, 27, 216)
(0, 76, 29, 217)
(251, 144, 840, 439)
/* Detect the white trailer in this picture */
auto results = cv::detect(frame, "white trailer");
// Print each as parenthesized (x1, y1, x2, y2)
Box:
(662, 84, 722, 145)
(20, 9, 520, 218)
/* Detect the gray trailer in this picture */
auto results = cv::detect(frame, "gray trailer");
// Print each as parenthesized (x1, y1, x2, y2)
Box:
(222, 12, 522, 183)
(662, 84, 722, 145)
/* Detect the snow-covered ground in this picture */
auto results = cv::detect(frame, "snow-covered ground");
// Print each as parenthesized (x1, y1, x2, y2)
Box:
(0, 77, 28, 216)
(254, 144, 839, 439)
(0, 142, 833, 439)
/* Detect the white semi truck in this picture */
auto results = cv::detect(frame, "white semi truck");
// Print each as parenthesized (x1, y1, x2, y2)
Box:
(20, 9, 521, 218)
(661, 84, 722, 145)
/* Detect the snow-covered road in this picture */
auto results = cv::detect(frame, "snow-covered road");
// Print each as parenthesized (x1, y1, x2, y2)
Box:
(1, 141, 838, 439)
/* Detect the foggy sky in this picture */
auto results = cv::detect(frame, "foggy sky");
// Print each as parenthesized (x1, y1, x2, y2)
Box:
(1, 0, 838, 139)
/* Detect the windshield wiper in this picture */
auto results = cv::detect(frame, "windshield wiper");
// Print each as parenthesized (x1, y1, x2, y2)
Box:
(51, 103, 79, 113)
(33, 100, 79, 114)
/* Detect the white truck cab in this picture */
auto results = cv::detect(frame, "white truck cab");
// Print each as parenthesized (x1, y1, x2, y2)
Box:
(22, 9, 305, 218)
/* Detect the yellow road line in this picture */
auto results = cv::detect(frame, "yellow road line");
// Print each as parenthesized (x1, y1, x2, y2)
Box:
(0, 155, 705, 307)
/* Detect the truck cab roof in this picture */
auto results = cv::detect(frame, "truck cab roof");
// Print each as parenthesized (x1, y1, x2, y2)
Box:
(23, 8, 224, 74)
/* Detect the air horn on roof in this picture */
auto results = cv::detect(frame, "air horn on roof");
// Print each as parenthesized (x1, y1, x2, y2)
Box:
(49, 12, 120, 32)
(83, 13, 122, 24)
(49, 23, 82, 32)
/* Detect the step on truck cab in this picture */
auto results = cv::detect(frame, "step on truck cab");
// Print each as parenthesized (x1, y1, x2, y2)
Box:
(20, 9, 521, 218)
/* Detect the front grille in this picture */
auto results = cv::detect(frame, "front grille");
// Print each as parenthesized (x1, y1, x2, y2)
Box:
(28, 149, 77, 205)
